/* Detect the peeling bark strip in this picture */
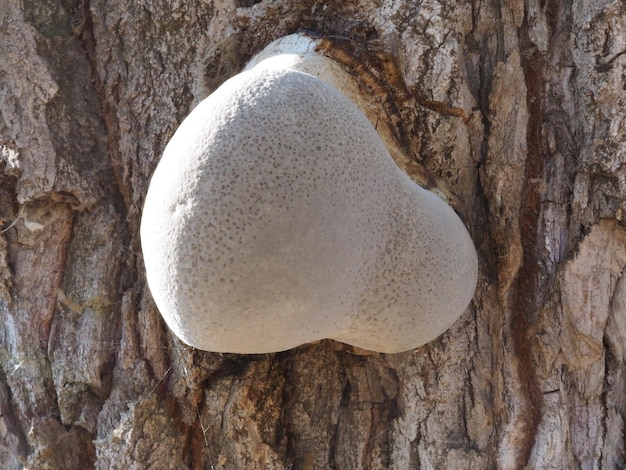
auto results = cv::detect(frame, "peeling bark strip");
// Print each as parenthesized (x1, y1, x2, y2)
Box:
(1, 0, 626, 468)
(560, 220, 626, 369)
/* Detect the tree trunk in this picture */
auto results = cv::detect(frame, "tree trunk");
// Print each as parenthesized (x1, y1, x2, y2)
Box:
(1, 0, 625, 468)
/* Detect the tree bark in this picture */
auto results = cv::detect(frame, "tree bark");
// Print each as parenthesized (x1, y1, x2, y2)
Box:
(1, 0, 625, 469)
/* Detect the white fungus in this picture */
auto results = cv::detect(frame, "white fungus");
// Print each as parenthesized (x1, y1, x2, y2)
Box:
(140, 34, 478, 354)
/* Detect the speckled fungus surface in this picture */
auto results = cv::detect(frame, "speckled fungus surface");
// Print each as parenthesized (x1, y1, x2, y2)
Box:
(141, 34, 478, 354)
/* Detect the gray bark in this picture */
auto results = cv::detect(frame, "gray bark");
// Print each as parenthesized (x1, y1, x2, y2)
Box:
(1, 0, 625, 468)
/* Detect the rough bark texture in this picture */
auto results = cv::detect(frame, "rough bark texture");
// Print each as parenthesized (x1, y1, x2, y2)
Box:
(1, 0, 625, 469)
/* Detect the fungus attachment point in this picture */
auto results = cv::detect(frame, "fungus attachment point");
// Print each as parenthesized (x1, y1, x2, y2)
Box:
(141, 34, 478, 354)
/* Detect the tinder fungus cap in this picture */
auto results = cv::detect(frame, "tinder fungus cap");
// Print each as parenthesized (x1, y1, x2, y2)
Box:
(141, 39, 478, 354)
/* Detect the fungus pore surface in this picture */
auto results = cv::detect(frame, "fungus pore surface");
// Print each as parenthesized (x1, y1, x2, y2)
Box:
(140, 34, 478, 354)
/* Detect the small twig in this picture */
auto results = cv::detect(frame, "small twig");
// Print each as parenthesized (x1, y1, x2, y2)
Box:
(0, 205, 25, 234)
(411, 88, 469, 123)
(142, 365, 173, 401)
(195, 403, 210, 448)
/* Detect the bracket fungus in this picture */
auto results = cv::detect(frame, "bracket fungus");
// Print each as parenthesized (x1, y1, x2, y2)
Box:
(141, 33, 478, 354)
